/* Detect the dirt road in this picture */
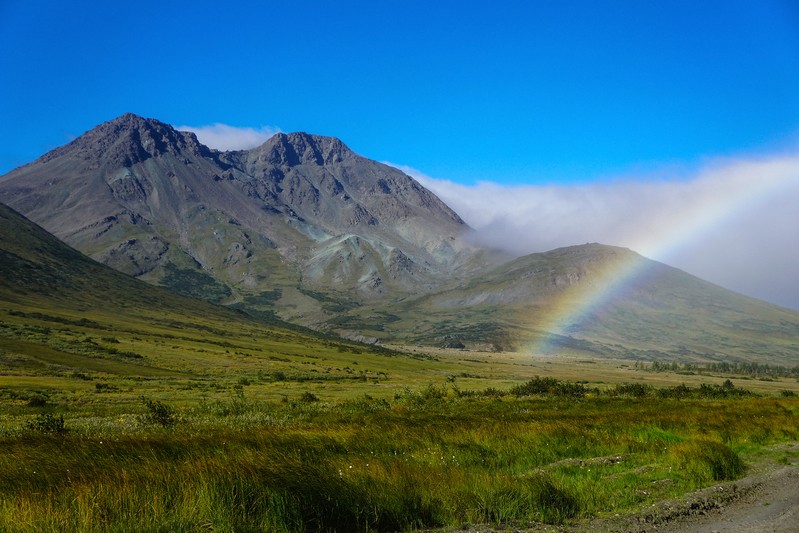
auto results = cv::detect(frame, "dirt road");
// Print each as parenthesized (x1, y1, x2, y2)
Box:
(654, 465, 799, 533)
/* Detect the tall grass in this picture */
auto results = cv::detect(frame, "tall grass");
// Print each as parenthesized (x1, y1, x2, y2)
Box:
(0, 382, 797, 531)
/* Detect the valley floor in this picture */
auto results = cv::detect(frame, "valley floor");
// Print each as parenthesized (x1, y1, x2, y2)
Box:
(1, 384, 797, 532)
(1, 304, 798, 532)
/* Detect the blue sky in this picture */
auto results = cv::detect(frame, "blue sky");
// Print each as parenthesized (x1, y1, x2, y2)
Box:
(2, 1, 798, 182)
(1, 0, 799, 309)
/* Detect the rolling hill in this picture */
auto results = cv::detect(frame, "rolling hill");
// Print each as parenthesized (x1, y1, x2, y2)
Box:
(359, 243, 799, 365)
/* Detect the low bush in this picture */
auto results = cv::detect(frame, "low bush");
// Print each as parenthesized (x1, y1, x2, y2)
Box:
(140, 397, 177, 428)
(26, 394, 49, 407)
(610, 383, 651, 397)
(25, 413, 66, 434)
(511, 376, 588, 398)
(299, 392, 320, 403)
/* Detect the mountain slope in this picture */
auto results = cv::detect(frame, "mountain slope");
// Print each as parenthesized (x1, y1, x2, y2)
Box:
(367, 244, 799, 364)
(0, 201, 403, 381)
(0, 114, 484, 323)
(0, 200, 275, 324)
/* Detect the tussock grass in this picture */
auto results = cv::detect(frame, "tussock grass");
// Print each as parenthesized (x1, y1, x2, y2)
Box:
(669, 439, 745, 485)
(1, 383, 797, 532)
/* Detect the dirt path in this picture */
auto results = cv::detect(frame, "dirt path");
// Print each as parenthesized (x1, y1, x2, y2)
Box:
(653, 465, 799, 533)
(577, 445, 799, 533)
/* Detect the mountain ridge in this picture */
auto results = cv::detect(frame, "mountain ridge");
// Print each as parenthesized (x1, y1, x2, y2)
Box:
(1, 113, 798, 365)
(34, 113, 213, 169)
(0, 113, 486, 318)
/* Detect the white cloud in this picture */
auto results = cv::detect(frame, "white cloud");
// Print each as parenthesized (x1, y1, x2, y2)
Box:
(387, 156, 799, 310)
(175, 123, 281, 151)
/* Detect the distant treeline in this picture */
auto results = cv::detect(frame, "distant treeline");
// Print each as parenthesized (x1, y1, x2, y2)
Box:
(635, 360, 799, 378)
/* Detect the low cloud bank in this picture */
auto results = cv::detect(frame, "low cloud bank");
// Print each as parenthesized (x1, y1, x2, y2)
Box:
(390, 156, 799, 310)
(176, 123, 280, 151)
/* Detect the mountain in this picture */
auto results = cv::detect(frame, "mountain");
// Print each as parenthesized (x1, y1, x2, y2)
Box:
(2, 114, 798, 366)
(0, 114, 488, 324)
(360, 243, 799, 365)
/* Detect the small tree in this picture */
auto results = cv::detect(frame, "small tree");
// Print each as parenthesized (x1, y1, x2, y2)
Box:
(140, 396, 177, 428)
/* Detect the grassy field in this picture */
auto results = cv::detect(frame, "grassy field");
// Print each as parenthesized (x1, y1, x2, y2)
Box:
(1, 381, 797, 531)
(1, 304, 798, 531)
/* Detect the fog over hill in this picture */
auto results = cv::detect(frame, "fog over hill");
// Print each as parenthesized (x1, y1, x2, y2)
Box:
(391, 157, 799, 311)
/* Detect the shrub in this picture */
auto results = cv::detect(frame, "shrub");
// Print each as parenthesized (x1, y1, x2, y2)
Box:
(341, 395, 391, 415)
(511, 377, 587, 398)
(610, 383, 651, 398)
(26, 394, 49, 407)
(300, 392, 320, 403)
(25, 413, 67, 434)
(657, 383, 691, 399)
(140, 396, 177, 428)
(394, 384, 449, 407)
(696, 382, 752, 399)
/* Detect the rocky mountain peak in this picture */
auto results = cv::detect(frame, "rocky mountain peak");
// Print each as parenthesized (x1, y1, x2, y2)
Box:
(37, 113, 211, 169)
(0, 112, 476, 313)
(254, 132, 354, 167)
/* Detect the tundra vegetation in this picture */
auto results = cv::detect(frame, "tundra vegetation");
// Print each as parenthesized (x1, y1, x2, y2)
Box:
(0, 306, 798, 532)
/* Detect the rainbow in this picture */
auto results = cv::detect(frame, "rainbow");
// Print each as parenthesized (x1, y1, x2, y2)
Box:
(525, 154, 799, 355)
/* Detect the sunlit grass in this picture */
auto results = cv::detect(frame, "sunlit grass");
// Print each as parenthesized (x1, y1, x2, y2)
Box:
(3, 202, 798, 530)
(1, 283, 797, 530)
(1, 384, 797, 531)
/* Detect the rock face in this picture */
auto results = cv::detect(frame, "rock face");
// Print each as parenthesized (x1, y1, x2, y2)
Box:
(0, 113, 484, 321)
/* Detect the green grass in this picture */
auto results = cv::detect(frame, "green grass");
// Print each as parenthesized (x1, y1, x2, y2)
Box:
(1, 297, 797, 530)
(0, 378, 797, 531)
